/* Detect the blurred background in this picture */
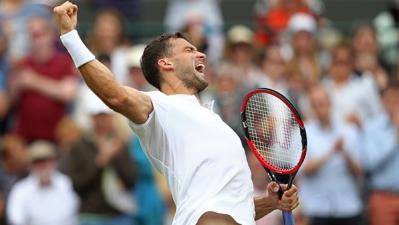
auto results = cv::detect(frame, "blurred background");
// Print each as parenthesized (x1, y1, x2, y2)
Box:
(0, 0, 399, 225)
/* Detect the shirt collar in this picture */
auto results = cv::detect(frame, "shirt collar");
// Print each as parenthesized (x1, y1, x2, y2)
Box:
(169, 94, 215, 112)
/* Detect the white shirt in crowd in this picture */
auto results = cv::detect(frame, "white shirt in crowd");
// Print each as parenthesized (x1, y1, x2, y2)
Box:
(129, 91, 255, 225)
(298, 119, 363, 217)
(322, 74, 382, 124)
(7, 172, 79, 225)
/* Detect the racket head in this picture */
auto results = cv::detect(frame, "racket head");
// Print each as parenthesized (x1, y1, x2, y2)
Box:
(241, 88, 307, 175)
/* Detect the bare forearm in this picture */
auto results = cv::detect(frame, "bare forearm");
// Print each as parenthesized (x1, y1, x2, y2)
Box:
(254, 196, 276, 220)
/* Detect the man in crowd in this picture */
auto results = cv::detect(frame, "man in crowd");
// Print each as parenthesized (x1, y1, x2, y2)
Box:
(6, 141, 78, 225)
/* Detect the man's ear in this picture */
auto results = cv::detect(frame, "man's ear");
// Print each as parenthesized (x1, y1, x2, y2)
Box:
(158, 58, 174, 72)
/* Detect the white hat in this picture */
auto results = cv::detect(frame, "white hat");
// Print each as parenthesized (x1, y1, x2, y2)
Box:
(288, 13, 317, 33)
(227, 25, 254, 45)
(28, 141, 56, 163)
(83, 88, 113, 115)
(127, 44, 146, 68)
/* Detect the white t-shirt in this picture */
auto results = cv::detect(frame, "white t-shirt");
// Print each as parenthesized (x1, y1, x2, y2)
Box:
(129, 91, 255, 225)
(7, 172, 79, 225)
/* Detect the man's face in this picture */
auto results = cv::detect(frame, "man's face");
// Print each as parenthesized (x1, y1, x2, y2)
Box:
(263, 46, 286, 79)
(310, 88, 331, 122)
(330, 48, 353, 81)
(28, 18, 55, 51)
(166, 38, 208, 93)
(31, 159, 56, 184)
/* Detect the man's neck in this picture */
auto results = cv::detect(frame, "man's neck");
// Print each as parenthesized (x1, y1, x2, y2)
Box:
(160, 77, 197, 96)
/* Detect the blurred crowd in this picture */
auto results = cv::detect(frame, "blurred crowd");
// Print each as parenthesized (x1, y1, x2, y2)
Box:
(0, 0, 399, 225)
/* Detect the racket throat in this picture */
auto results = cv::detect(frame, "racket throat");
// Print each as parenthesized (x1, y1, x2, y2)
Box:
(265, 169, 295, 199)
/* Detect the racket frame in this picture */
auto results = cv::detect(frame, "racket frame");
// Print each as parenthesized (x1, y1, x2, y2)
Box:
(241, 88, 307, 175)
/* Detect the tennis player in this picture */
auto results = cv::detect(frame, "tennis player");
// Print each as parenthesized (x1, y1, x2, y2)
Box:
(54, 2, 299, 224)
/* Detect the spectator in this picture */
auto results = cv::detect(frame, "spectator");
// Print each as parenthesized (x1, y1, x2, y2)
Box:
(254, 0, 313, 46)
(54, 117, 84, 173)
(0, 134, 28, 197)
(0, 0, 51, 63)
(213, 63, 250, 143)
(86, 9, 130, 85)
(322, 41, 382, 128)
(0, 134, 28, 224)
(285, 13, 321, 89)
(89, 0, 141, 21)
(128, 136, 166, 225)
(298, 86, 363, 225)
(286, 66, 311, 118)
(6, 140, 78, 225)
(363, 80, 399, 225)
(352, 24, 389, 91)
(181, 14, 209, 59)
(224, 25, 263, 87)
(66, 92, 136, 225)
(257, 44, 289, 95)
(126, 44, 156, 91)
(8, 15, 78, 143)
(164, 0, 224, 62)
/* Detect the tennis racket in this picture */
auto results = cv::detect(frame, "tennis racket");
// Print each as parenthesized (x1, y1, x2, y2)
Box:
(241, 88, 307, 225)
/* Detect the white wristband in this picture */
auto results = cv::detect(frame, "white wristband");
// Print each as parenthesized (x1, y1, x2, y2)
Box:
(60, 30, 95, 68)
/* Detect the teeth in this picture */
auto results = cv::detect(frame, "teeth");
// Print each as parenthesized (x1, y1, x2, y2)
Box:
(196, 63, 205, 72)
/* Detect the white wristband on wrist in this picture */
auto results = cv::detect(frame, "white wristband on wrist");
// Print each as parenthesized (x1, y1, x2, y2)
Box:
(60, 30, 95, 68)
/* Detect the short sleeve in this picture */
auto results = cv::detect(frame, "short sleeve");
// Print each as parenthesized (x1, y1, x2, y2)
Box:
(128, 91, 170, 171)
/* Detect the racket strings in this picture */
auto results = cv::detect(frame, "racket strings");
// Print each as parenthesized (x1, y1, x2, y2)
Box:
(245, 93, 302, 171)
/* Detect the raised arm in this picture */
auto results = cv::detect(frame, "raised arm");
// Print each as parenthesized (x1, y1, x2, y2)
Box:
(53, 1, 152, 124)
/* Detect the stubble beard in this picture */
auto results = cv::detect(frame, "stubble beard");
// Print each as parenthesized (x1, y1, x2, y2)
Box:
(177, 63, 208, 94)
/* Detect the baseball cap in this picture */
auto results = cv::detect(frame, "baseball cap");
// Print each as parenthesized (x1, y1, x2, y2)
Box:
(28, 141, 56, 163)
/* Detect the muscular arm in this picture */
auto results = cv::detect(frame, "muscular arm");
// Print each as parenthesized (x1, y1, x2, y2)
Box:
(53, 1, 153, 124)
(78, 60, 153, 124)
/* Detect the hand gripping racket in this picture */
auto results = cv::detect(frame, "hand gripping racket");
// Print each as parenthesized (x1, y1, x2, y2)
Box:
(241, 88, 307, 225)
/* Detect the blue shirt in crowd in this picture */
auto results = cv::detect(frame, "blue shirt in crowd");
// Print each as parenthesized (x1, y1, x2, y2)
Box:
(363, 112, 399, 193)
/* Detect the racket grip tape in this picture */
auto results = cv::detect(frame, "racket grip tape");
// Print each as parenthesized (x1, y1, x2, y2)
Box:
(282, 211, 295, 225)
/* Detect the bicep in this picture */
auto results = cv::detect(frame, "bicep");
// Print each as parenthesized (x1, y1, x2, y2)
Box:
(117, 86, 153, 124)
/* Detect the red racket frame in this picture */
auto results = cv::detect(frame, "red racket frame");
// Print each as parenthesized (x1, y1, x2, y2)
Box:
(241, 88, 307, 175)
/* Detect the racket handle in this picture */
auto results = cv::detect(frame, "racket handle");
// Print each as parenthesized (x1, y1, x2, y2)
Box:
(282, 211, 295, 225)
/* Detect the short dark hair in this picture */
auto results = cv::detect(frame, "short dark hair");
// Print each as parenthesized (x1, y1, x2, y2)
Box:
(140, 32, 189, 90)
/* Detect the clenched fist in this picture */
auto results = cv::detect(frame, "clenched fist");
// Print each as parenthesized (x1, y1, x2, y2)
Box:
(53, 1, 78, 34)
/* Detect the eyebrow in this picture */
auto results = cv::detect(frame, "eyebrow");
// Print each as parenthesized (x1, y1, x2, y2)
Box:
(184, 46, 197, 51)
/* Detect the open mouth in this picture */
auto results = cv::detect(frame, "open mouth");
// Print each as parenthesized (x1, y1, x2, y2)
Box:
(195, 63, 205, 73)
